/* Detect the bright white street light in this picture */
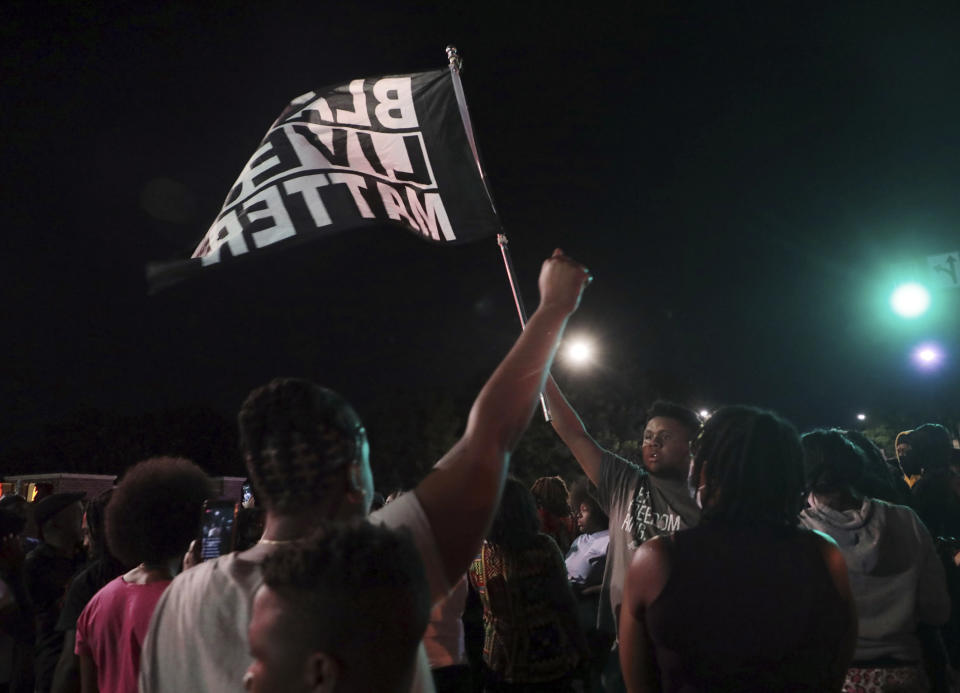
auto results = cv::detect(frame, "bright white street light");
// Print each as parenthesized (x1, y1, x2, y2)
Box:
(698, 409, 710, 419)
(890, 283, 930, 319)
(856, 413, 866, 421)
(564, 338, 594, 366)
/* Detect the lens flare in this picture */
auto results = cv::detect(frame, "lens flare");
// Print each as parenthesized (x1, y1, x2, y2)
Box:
(890, 283, 931, 319)
(912, 343, 944, 370)
(564, 339, 593, 366)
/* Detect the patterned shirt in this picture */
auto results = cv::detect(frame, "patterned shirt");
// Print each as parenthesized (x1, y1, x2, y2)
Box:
(468, 534, 584, 684)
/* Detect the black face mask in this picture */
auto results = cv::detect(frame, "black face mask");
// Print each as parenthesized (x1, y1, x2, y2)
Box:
(900, 452, 922, 477)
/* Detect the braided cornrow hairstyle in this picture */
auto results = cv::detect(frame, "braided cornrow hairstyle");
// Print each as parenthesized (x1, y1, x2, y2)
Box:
(238, 378, 368, 513)
(691, 405, 804, 527)
(530, 476, 571, 518)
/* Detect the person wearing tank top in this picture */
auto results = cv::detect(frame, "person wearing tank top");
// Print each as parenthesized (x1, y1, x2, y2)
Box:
(619, 406, 858, 692)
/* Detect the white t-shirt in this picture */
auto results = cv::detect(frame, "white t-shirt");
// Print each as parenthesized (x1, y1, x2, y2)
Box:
(423, 575, 467, 669)
(564, 529, 609, 584)
(139, 492, 449, 692)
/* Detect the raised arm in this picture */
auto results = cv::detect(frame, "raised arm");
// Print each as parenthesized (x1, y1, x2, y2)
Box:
(414, 249, 592, 586)
(543, 377, 606, 485)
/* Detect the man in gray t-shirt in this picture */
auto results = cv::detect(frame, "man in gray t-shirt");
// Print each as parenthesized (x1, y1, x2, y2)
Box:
(545, 381, 702, 637)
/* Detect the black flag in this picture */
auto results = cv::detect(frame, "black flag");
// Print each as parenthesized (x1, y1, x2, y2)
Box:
(148, 69, 500, 290)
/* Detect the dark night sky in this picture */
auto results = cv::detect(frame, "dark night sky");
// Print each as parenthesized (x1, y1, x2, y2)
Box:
(5, 1, 960, 458)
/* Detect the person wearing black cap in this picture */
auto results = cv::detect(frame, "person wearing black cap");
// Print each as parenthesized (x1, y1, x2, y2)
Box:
(23, 492, 86, 692)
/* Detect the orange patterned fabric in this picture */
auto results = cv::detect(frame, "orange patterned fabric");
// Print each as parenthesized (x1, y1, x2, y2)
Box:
(468, 535, 583, 684)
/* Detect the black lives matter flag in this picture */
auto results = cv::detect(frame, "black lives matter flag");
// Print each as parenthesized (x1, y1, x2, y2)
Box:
(147, 68, 500, 290)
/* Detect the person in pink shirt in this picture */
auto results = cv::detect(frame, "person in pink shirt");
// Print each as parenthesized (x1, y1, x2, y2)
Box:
(75, 457, 212, 693)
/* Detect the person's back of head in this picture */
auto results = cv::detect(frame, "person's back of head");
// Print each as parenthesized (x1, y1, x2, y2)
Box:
(106, 457, 213, 570)
(33, 492, 86, 551)
(0, 507, 25, 539)
(530, 476, 571, 519)
(247, 521, 430, 693)
(690, 405, 804, 527)
(84, 488, 114, 560)
(907, 423, 953, 473)
(802, 430, 865, 496)
(238, 378, 370, 517)
(488, 477, 541, 552)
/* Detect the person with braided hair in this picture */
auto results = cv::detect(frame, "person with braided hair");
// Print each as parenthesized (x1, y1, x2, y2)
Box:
(140, 249, 593, 693)
(618, 406, 858, 692)
(530, 476, 574, 554)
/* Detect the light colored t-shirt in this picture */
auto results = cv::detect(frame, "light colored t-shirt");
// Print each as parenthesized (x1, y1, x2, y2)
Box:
(564, 529, 609, 584)
(75, 576, 170, 693)
(423, 575, 467, 669)
(139, 492, 448, 693)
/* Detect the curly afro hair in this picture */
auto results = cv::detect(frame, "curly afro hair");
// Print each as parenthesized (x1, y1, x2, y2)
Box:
(569, 476, 608, 527)
(105, 457, 213, 567)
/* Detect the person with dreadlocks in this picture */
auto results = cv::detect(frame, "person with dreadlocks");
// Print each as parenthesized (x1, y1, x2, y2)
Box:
(139, 249, 593, 693)
(618, 406, 858, 692)
(530, 476, 574, 554)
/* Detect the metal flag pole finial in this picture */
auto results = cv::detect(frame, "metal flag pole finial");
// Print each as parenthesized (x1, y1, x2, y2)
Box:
(446, 45, 462, 73)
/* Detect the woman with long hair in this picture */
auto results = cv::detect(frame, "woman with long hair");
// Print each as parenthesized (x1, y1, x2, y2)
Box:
(468, 477, 586, 691)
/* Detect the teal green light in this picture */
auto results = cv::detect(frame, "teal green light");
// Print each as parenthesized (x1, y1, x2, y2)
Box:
(890, 283, 931, 319)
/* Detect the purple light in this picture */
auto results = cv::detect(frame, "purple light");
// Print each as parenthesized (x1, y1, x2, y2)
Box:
(912, 343, 944, 370)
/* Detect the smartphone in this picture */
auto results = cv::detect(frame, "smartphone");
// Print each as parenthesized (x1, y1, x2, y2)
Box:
(199, 500, 238, 561)
(241, 480, 254, 506)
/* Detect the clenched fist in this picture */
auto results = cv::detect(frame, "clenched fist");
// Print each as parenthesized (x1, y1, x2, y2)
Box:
(538, 248, 592, 316)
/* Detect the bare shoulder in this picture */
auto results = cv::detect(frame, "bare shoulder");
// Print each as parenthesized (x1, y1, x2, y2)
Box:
(625, 535, 675, 610)
(796, 527, 851, 597)
(796, 526, 841, 559)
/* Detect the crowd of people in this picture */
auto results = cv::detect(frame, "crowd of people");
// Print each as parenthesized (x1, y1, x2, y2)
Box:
(0, 247, 958, 692)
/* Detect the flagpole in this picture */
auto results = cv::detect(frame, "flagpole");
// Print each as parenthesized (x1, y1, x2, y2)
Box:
(446, 45, 551, 421)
